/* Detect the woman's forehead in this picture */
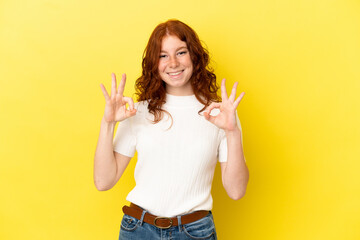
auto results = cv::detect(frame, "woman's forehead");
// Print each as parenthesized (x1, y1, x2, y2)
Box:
(160, 35, 187, 52)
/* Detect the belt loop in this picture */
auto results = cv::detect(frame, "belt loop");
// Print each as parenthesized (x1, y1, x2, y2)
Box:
(139, 209, 147, 226)
(177, 215, 182, 232)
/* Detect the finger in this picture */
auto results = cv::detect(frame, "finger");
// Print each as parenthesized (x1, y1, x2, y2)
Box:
(100, 83, 110, 101)
(221, 78, 228, 101)
(203, 111, 216, 124)
(205, 102, 221, 115)
(123, 96, 135, 111)
(118, 73, 126, 97)
(234, 92, 245, 107)
(229, 82, 239, 102)
(125, 109, 137, 118)
(111, 73, 117, 98)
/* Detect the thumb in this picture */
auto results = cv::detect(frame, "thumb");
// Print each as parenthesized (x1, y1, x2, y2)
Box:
(203, 111, 216, 124)
(126, 109, 137, 118)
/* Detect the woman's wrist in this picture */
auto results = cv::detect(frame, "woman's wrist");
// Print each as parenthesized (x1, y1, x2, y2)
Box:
(101, 117, 116, 131)
(225, 127, 241, 138)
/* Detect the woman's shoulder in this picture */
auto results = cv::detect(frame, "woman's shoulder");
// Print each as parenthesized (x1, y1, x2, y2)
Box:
(132, 101, 151, 121)
(135, 100, 149, 112)
(131, 100, 156, 124)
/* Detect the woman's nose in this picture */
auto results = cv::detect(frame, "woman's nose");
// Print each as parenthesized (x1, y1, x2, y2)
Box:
(169, 57, 179, 68)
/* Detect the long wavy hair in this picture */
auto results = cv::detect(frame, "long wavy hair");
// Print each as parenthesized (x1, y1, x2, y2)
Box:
(135, 19, 220, 123)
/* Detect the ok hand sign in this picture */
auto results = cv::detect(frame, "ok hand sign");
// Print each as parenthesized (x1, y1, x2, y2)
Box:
(100, 73, 137, 123)
(204, 78, 245, 132)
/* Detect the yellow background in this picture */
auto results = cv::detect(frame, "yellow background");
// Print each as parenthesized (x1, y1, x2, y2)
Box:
(1, 0, 359, 239)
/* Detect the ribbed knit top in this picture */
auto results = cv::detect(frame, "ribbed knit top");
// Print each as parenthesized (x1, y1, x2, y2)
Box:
(113, 94, 241, 217)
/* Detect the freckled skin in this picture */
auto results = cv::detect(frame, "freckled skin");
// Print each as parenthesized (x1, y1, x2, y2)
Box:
(158, 35, 194, 96)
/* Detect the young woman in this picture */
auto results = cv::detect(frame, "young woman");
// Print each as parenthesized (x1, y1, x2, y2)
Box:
(94, 19, 249, 240)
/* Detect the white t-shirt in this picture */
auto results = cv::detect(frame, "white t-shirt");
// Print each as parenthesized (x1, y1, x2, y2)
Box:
(113, 93, 242, 217)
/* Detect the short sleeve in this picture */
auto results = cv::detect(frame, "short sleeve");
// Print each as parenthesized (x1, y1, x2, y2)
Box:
(113, 117, 137, 157)
(218, 112, 246, 162)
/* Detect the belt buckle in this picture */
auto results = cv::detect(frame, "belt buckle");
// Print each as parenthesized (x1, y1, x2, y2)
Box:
(154, 216, 173, 229)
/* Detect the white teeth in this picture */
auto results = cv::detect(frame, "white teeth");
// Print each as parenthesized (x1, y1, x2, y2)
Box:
(168, 71, 182, 76)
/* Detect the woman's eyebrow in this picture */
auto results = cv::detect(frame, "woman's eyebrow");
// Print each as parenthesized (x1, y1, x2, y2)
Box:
(160, 46, 188, 53)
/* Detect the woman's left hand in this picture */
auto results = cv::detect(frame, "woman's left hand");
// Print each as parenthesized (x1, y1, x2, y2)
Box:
(204, 78, 245, 132)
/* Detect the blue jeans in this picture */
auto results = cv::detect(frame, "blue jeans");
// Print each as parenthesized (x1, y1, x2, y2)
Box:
(118, 210, 217, 240)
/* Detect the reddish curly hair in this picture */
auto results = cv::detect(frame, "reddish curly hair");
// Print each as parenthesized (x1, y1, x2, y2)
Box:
(135, 19, 220, 123)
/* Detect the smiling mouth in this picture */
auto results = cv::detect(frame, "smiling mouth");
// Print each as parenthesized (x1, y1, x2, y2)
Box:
(167, 70, 184, 76)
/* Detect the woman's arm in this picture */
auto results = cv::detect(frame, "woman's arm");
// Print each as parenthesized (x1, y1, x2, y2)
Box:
(220, 128, 249, 200)
(204, 78, 249, 200)
(94, 118, 132, 191)
(93, 73, 136, 191)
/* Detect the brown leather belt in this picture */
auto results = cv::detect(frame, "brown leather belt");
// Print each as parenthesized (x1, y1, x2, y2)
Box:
(122, 203, 209, 229)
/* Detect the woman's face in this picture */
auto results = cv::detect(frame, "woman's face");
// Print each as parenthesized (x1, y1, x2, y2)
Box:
(158, 35, 194, 96)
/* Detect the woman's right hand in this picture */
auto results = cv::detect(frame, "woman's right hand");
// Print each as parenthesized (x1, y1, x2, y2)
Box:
(100, 73, 137, 123)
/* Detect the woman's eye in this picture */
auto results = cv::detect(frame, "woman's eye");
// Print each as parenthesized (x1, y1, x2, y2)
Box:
(159, 55, 167, 58)
(178, 51, 187, 55)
